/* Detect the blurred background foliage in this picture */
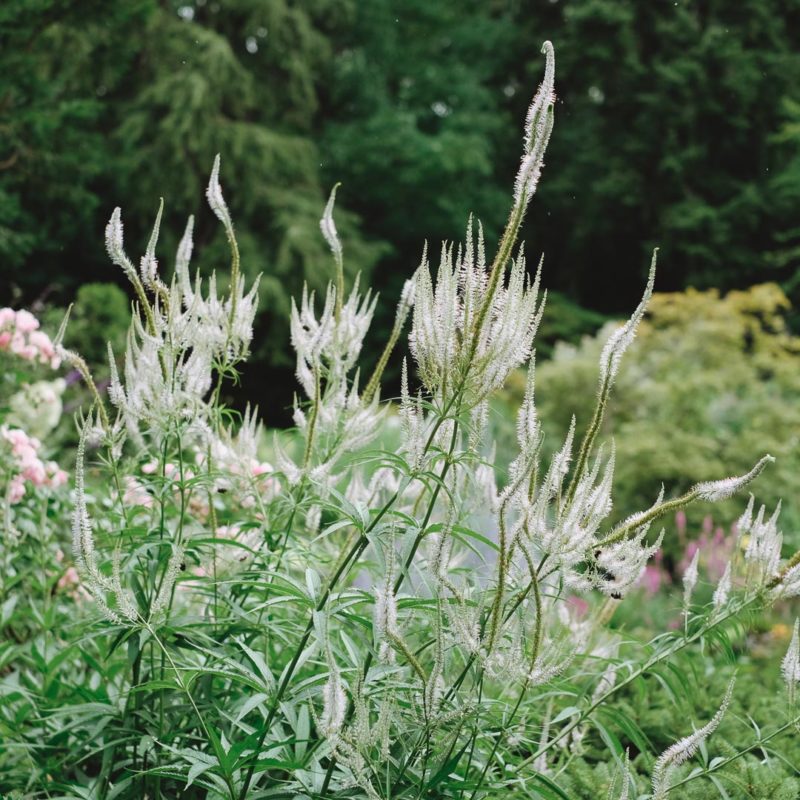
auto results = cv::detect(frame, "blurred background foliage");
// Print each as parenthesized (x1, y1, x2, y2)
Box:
(528, 283, 800, 546)
(2, 0, 800, 533)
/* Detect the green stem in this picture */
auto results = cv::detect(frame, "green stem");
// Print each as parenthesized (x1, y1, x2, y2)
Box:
(516, 594, 762, 772)
(661, 714, 800, 796)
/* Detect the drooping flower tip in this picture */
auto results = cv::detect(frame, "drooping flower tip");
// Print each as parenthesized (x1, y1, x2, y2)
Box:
(695, 454, 774, 502)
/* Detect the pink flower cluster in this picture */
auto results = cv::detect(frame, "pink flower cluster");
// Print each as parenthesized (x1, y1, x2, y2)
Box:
(1, 426, 68, 503)
(675, 510, 736, 581)
(637, 511, 738, 597)
(0, 308, 61, 368)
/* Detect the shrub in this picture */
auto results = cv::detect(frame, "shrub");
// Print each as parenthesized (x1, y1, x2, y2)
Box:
(533, 283, 800, 543)
(1, 41, 799, 800)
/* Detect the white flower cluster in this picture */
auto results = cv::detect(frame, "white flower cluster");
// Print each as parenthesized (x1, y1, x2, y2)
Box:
(201, 405, 278, 506)
(276, 186, 414, 515)
(105, 157, 258, 446)
(72, 420, 184, 625)
(736, 495, 785, 591)
(7, 378, 66, 439)
(410, 219, 545, 402)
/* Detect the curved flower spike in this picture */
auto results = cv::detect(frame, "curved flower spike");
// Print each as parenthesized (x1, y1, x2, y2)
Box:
(206, 153, 232, 230)
(651, 677, 736, 800)
(320, 182, 344, 271)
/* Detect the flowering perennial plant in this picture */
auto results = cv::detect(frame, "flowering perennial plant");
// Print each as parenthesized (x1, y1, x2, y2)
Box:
(0, 306, 61, 368)
(2, 40, 800, 800)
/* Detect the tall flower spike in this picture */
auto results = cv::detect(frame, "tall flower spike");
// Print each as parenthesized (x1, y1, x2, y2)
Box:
(599, 252, 656, 389)
(682, 548, 700, 612)
(743, 500, 783, 578)
(514, 41, 556, 207)
(139, 198, 163, 289)
(782, 619, 800, 705)
(320, 651, 347, 739)
(517, 357, 539, 450)
(607, 751, 632, 800)
(206, 154, 232, 230)
(737, 494, 755, 535)
(175, 215, 195, 298)
(320, 183, 347, 320)
(651, 677, 736, 800)
(320, 183, 344, 271)
(712, 561, 732, 612)
(105, 207, 137, 282)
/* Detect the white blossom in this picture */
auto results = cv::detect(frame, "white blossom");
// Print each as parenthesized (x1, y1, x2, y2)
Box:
(651, 677, 736, 800)
(410, 208, 545, 400)
(320, 659, 347, 738)
(712, 562, 732, 612)
(139, 199, 163, 289)
(320, 183, 343, 270)
(598, 253, 655, 389)
(782, 619, 800, 705)
(742, 500, 783, 580)
(682, 548, 700, 611)
(514, 41, 556, 206)
(695, 455, 774, 501)
(104, 207, 137, 282)
(206, 153, 232, 231)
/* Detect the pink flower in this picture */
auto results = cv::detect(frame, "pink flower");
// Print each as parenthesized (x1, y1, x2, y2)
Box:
(22, 461, 47, 485)
(141, 460, 158, 474)
(565, 595, 589, 618)
(47, 464, 68, 487)
(29, 331, 55, 362)
(57, 567, 80, 591)
(8, 475, 25, 503)
(14, 310, 39, 334)
(9, 333, 25, 355)
(640, 565, 664, 596)
(122, 476, 153, 508)
(0, 309, 60, 369)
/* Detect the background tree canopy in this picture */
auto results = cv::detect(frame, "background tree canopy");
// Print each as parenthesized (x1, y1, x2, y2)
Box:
(3, 0, 800, 421)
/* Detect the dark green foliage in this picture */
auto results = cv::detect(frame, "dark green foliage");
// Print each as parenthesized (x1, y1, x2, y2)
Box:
(513, 0, 800, 311)
(533, 284, 800, 544)
(65, 283, 131, 373)
(3, 1, 800, 416)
